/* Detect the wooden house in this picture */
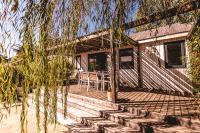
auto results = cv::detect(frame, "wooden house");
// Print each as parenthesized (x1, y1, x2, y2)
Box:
(75, 23, 195, 96)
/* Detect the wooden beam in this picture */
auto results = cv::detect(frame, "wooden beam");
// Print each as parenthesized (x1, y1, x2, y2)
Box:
(75, 46, 99, 53)
(110, 29, 117, 103)
(122, 0, 200, 30)
(77, 42, 101, 49)
(48, 31, 109, 50)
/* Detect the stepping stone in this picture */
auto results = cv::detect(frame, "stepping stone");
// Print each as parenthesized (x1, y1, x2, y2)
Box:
(154, 126, 200, 133)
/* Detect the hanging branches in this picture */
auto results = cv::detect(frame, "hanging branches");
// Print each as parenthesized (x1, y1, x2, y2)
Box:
(0, 0, 199, 133)
(188, 24, 200, 92)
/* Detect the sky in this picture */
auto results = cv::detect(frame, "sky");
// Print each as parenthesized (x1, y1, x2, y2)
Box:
(0, 1, 22, 58)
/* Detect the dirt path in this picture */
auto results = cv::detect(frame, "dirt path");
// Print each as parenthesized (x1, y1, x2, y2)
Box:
(0, 103, 68, 133)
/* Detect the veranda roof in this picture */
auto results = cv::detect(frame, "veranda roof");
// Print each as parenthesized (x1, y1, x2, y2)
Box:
(74, 31, 138, 53)
(48, 30, 138, 54)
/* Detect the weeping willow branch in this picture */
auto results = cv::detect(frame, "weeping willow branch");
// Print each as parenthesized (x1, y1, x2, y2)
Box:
(188, 25, 200, 92)
(0, 1, 200, 133)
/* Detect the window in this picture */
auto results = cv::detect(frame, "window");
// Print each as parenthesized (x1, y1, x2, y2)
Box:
(164, 41, 186, 68)
(119, 48, 134, 69)
(88, 52, 107, 72)
(75, 55, 81, 69)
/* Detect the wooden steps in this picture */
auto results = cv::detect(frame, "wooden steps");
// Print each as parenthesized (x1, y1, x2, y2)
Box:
(28, 91, 200, 133)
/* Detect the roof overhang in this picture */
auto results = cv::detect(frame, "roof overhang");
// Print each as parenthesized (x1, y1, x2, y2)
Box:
(137, 32, 189, 44)
(75, 31, 138, 53)
(48, 30, 138, 54)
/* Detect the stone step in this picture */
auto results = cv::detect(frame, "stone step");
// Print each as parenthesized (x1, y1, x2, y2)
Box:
(109, 112, 147, 125)
(104, 125, 139, 133)
(121, 106, 165, 120)
(120, 104, 199, 114)
(154, 125, 200, 133)
(70, 119, 137, 133)
(121, 104, 199, 113)
(70, 126, 98, 133)
(100, 110, 142, 120)
(122, 105, 200, 127)
(104, 105, 200, 132)
(179, 118, 200, 130)
(100, 108, 200, 132)
(100, 110, 163, 132)
(163, 117, 200, 130)
(148, 109, 199, 118)
(122, 105, 199, 119)
(125, 118, 161, 131)
(83, 117, 137, 133)
(66, 122, 98, 133)
(135, 106, 199, 113)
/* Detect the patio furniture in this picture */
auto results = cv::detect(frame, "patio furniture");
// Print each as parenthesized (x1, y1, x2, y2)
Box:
(78, 72, 89, 90)
(100, 72, 111, 92)
(87, 72, 99, 91)
(78, 71, 111, 92)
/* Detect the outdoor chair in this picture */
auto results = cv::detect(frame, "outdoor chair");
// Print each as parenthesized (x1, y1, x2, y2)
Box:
(87, 72, 99, 91)
(100, 72, 111, 92)
(78, 72, 89, 90)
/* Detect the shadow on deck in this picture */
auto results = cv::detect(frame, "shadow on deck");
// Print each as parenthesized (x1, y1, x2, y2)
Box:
(68, 84, 200, 118)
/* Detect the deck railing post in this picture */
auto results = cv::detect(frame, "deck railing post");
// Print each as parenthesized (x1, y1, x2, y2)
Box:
(116, 49, 120, 92)
(137, 44, 143, 88)
(110, 29, 117, 103)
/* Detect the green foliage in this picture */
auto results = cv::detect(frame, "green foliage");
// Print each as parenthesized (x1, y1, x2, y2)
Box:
(0, 1, 136, 133)
(135, 0, 194, 32)
(188, 26, 200, 91)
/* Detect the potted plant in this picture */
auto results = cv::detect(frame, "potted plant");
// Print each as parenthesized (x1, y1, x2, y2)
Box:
(107, 86, 112, 102)
(107, 84, 118, 102)
(90, 62, 97, 72)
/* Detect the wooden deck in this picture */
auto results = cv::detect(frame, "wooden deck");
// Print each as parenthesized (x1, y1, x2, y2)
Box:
(68, 84, 200, 118)
(69, 85, 195, 102)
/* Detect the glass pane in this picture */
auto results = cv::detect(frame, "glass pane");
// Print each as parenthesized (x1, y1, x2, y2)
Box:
(88, 52, 107, 71)
(119, 48, 134, 69)
(76, 56, 81, 69)
(166, 42, 184, 67)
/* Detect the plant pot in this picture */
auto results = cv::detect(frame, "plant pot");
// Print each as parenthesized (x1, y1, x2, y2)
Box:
(107, 91, 112, 102)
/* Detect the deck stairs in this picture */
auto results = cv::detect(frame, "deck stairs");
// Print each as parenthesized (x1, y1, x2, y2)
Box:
(28, 92, 200, 133)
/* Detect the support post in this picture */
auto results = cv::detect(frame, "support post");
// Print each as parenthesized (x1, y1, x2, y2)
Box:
(137, 44, 143, 88)
(116, 49, 120, 92)
(110, 29, 117, 103)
